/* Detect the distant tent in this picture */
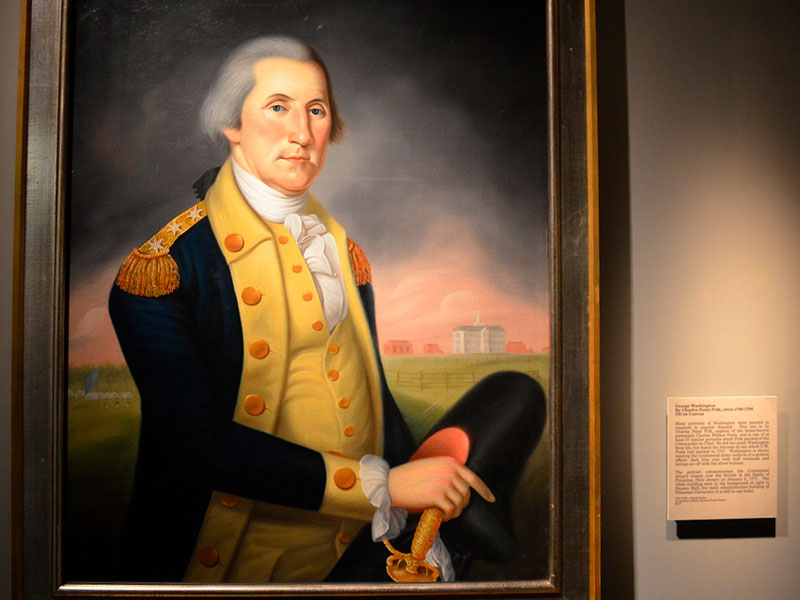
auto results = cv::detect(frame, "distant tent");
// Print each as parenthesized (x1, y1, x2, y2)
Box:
(84, 368, 99, 395)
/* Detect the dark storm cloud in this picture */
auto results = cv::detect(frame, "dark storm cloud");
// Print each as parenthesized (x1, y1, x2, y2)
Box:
(69, 0, 547, 301)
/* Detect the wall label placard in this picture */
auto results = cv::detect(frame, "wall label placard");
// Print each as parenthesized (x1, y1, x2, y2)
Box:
(667, 396, 777, 521)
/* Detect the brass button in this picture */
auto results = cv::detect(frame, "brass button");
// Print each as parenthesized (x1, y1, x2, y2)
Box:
(333, 467, 356, 490)
(244, 394, 265, 416)
(241, 286, 262, 305)
(292, 263, 302, 273)
(328, 344, 340, 355)
(344, 425, 355, 437)
(327, 449, 348, 458)
(339, 534, 351, 544)
(220, 493, 240, 508)
(312, 320, 324, 331)
(278, 235, 289, 244)
(338, 397, 350, 409)
(327, 370, 339, 381)
(198, 546, 219, 567)
(249, 339, 270, 359)
(224, 233, 244, 252)
(302, 291, 313, 302)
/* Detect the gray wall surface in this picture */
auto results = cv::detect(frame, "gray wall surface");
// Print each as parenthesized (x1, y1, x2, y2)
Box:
(599, 1, 800, 598)
(2, 1, 800, 598)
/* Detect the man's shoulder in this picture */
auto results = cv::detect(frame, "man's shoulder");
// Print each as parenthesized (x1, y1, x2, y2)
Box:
(113, 166, 224, 298)
(114, 200, 211, 298)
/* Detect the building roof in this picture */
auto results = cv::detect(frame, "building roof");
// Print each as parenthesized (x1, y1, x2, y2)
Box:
(452, 325, 506, 333)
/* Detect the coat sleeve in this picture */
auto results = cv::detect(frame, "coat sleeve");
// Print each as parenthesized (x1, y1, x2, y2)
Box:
(109, 282, 330, 512)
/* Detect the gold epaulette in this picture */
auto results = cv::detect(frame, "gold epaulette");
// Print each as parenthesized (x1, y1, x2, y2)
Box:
(347, 238, 372, 286)
(115, 201, 207, 297)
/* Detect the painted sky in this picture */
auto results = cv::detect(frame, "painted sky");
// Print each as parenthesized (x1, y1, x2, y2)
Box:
(67, 0, 549, 366)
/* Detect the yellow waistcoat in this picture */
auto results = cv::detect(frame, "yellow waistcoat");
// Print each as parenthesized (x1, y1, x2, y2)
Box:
(183, 161, 383, 582)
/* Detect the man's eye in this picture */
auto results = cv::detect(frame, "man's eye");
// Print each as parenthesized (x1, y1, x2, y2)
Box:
(310, 107, 325, 116)
(270, 105, 287, 112)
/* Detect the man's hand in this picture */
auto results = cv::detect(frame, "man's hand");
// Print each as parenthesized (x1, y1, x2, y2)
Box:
(387, 457, 495, 521)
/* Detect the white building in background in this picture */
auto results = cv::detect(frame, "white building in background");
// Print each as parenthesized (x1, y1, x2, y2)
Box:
(451, 310, 507, 354)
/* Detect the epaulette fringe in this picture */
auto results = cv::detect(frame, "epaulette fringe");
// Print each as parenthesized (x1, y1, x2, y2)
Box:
(115, 201, 207, 297)
(116, 249, 180, 298)
(347, 238, 372, 286)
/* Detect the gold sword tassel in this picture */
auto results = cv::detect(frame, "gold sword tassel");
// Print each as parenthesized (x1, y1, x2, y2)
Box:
(384, 508, 443, 582)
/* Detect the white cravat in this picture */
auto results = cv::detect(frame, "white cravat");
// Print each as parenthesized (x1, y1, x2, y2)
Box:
(232, 158, 348, 331)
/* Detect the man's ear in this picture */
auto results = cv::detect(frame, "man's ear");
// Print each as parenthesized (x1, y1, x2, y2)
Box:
(222, 127, 241, 144)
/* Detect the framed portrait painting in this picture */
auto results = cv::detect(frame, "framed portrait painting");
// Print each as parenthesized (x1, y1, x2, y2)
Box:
(14, 0, 599, 598)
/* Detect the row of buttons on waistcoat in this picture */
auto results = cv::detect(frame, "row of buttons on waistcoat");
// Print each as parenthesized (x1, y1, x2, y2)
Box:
(237, 226, 357, 442)
(229, 229, 357, 484)
(226, 232, 326, 335)
(278, 234, 325, 332)
(231, 232, 355, 440)
(328, 344, 355, 418)
(325, 341, 355, 435)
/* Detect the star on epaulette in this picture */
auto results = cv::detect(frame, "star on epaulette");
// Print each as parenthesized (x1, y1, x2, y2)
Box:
(115, 201, 207, 298)
(165, 220, 182, 235)
(187, 205, 204, 222)
(347, 238, 372, 286)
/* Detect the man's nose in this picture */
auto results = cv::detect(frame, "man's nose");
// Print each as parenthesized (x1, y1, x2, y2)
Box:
(288, 110, 312, 146)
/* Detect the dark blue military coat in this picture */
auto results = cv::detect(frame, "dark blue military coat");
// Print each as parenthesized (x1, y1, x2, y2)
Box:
(108, 175, 415, 582)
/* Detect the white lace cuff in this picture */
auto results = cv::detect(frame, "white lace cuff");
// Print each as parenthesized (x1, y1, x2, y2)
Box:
(358, 455, 455, 582)
(360, 454, 407, 541)
(426, 533, 455, 582)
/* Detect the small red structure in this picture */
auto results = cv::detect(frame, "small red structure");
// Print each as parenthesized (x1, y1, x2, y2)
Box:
(384, 340, 413, 355)
(423, 343, 443, 354)
(506, 341, 534, 354)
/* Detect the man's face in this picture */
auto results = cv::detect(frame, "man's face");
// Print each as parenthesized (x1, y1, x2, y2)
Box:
(224, 57, 332, 196)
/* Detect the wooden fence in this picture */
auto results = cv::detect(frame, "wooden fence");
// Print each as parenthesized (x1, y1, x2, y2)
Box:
(385, 370, 542, 390)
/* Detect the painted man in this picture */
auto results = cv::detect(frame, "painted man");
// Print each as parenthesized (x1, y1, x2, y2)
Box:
(109, 36, 545, 583)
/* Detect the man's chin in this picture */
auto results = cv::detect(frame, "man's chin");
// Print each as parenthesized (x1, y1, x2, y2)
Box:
(271, 178, 315, 197)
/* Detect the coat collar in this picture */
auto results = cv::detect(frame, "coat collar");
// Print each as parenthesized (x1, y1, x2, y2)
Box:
(205, 159, 339, 266)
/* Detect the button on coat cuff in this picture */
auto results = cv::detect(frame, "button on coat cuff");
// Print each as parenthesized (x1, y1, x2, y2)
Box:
(318, 453, 375, 522)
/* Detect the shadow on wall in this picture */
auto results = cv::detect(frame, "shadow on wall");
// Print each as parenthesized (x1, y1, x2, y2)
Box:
(596, 1, 635, 599)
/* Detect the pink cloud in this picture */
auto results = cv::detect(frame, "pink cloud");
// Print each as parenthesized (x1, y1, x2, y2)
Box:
(68, 263, 125, 366)
(371, 217, 550, 353)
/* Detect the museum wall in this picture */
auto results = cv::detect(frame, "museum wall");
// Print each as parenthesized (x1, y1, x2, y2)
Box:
(2, 1, 800, 598)
(598, 0, 800, 598)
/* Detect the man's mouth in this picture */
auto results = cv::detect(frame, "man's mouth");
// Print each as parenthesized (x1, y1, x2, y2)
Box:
(282, 155, 310, 163)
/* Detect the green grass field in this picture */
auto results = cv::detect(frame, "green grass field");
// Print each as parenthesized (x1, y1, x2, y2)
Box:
(65, 365, 141, 580)
(66, 354, 552, 582)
